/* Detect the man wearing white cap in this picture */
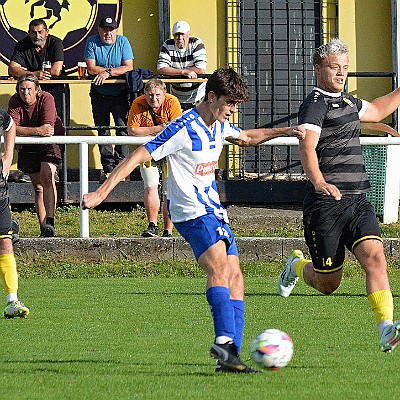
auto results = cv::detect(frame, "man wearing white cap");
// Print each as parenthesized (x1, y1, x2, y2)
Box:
(157, 20, 207, 110)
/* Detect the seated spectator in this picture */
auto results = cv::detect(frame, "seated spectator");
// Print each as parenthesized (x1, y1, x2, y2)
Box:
(84, 16, 134, 182)
(8, 18, 65, 120)
(0, 108, 30, 319)
(157, 20, 207, 110)
(8, 74, 63, 237)
(127, 78, 182, 237)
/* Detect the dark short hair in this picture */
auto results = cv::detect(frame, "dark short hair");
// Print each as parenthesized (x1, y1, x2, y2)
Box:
(16, 74, 42, 98)
(28, 19, 48, 31)
(205, 68, 249, 103)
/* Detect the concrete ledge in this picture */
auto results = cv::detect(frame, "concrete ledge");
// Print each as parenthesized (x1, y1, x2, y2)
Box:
(13, 237, 400, 262)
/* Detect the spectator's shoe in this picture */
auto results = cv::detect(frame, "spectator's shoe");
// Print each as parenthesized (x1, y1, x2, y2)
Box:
(210, 341, 257, 373)
(278, 249, 304, 297)
(18, 174, 31, 183)
(380, 320, 400, 352)
(162, 230, 173, 238)
(4, 300, 30, 319)
(215, 360, 260, 373)
(99, 171, 111, 183)
(142, 222, 159, 237)
(40, 224, 56, 238)
(11, 218, 20, 246)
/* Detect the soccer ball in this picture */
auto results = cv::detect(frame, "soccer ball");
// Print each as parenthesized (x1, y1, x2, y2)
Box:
(250, 329, 293, 370)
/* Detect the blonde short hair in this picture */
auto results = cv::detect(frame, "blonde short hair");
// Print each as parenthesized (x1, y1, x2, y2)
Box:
(313, 38, 349, 66)
(144, 78, 167, 93)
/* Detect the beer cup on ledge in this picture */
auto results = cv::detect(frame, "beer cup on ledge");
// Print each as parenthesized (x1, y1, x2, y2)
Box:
(42, 61, 51, 73)
(78, 62, 87, 80)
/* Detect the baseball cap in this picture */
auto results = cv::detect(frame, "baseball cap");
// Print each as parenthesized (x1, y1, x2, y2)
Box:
(172, 20, 190, 34)
(99, 16, 118, 29)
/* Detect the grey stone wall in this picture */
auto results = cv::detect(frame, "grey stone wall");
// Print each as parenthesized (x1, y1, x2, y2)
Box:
(13, 237, 400, 263)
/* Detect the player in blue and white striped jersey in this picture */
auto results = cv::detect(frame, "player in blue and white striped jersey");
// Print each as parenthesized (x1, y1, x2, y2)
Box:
(83, 68, 305, 373)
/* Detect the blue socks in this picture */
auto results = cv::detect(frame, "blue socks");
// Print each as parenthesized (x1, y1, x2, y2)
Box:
(206, 286, 235, 340)
(231, 299, 245, 354)
(206, 286, 245, 354)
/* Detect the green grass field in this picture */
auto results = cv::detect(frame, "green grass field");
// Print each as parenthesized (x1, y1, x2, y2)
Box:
(1, 277, 399, 400)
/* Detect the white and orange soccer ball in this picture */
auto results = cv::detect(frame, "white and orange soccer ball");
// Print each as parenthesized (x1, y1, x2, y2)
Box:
(250, 329, 293, 370)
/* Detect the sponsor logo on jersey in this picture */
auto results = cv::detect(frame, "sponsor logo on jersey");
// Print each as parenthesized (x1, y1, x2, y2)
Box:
(0, 0, 122, 74)
(195, 161, 217, 176)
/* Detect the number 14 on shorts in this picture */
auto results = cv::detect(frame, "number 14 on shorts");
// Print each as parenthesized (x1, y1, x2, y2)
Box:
(322, 257, 333, 267)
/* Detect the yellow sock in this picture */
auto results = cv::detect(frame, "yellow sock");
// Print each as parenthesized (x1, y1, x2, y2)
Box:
(0, 253, 18, 294)
(368, 290, 393, 324)
(294, 258, 310, 282)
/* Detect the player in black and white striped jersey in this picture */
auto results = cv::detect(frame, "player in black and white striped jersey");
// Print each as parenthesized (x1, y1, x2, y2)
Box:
(278, 38, 400, 353)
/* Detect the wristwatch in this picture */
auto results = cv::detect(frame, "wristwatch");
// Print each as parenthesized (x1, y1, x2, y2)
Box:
(105, 68, 112, 76)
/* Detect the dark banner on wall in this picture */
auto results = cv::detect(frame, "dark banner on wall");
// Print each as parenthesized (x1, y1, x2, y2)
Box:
(0, 0, 122, 74)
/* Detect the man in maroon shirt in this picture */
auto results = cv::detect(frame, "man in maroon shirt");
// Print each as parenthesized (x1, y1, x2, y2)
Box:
(8, 74, 63, 237)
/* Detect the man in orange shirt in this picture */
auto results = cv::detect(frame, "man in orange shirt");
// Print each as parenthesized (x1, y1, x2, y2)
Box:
(127, 78, 182, 237)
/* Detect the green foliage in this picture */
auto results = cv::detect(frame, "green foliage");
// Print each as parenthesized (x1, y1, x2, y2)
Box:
(1, 277, 399, 399)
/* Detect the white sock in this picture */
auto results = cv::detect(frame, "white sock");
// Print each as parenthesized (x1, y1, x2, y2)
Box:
(215, 336, 233, 344)
(6, 293, 18, 303)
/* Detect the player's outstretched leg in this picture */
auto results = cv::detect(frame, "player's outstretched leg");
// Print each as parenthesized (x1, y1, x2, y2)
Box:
(380, 320, 400, 352)
(4, 300, 30, 319)
(211, 341, 259, 373)
(278, 250, 304, 297)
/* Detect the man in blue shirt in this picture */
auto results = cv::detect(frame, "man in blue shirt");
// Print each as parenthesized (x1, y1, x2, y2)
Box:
(85, 16, 134, 182)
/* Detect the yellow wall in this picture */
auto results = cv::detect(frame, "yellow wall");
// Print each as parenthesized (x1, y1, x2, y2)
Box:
(339, 0, 393, 103)
(0, 0, 226, 170)
(169, 0, 226, 71)
(0, 0, 395, 169)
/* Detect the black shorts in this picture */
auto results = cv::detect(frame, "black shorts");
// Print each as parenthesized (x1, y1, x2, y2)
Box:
(0, 196, 12, 239)
(18, 144, 62, 174)
(303, 192, 382, 273)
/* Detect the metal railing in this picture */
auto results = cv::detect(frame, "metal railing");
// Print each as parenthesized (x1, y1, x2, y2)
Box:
(12, 135, 400, 237)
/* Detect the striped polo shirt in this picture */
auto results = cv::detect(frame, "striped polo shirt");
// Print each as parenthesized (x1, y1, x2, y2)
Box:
(298, 87, 371, 194)
(157, 37, 207, 104)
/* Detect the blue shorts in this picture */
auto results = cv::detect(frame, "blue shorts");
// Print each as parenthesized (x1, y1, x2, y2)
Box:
(174, 214, 239, 261)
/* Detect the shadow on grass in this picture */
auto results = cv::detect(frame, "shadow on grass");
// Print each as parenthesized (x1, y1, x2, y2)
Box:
(128, 290, 399, 298)
(2, 359, 217, 377)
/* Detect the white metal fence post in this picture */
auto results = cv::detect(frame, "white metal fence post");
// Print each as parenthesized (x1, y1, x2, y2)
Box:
(79, 141, 89, 238)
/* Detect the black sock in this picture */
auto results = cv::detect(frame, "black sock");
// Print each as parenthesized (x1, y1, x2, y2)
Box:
(46, 217, 55, 227)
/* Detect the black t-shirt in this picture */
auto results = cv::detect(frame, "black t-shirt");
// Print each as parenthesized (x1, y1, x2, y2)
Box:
(10, 35, 64, 72)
